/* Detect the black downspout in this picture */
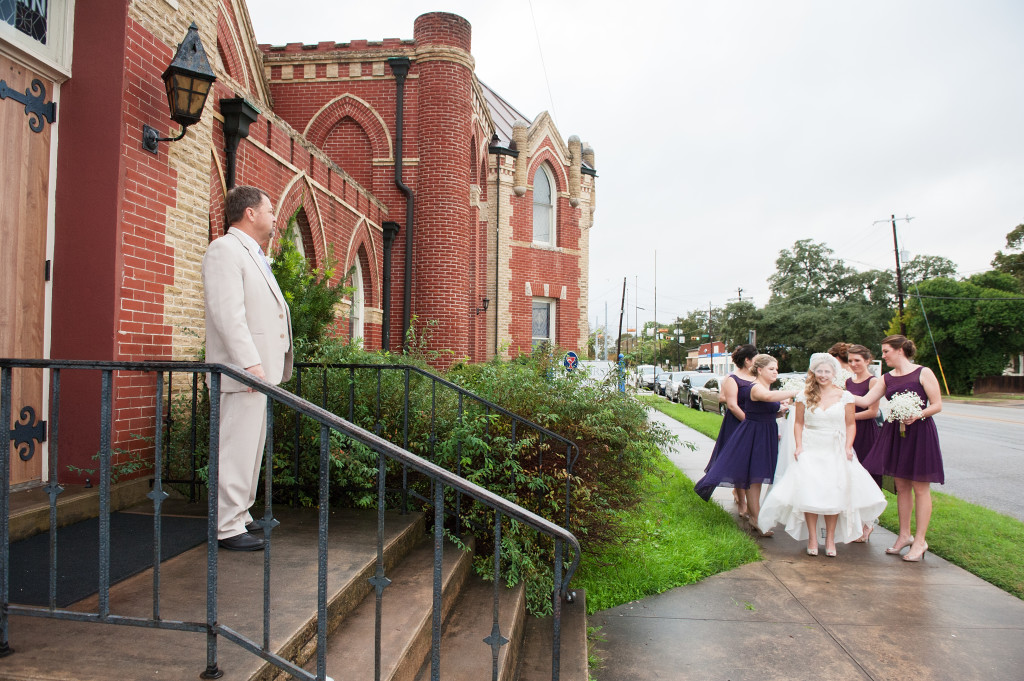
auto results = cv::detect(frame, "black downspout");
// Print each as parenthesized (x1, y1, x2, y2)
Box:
(381, 221, 399, 351)
(488, 134, 518, 358)
(388, 57, 413, 352)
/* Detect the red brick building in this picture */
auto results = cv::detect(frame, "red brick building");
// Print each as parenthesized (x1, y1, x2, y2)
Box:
(0, 1, 596, 485)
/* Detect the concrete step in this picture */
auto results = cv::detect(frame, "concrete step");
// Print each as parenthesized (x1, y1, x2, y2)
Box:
(1, 508, 424, 681)
(414, 576, 526, 681)
(301, 535, 475, 681)
(516, 589, 589, 681)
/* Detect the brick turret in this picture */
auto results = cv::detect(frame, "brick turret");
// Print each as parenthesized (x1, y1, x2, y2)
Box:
(412, 12, 474, 365)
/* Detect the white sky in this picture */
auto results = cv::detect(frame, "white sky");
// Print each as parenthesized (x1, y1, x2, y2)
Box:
(245, 0, 1024, 333)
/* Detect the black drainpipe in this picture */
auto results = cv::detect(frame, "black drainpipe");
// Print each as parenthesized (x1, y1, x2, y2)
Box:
(381, 221, 399, 351)
(488, 134, 518, 358)
(388, 57, 413, 352)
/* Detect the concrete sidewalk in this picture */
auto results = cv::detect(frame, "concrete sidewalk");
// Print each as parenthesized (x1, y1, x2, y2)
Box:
(590, 408, 1024, 681)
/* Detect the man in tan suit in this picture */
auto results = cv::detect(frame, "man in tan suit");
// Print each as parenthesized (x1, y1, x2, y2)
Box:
(203, 186, 293, 551)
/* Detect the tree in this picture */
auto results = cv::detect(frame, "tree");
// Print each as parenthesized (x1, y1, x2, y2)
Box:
(904, 274, 1024, 393)
(718, 300, 761, 350)
(991, 224, 1024, 286)
(902, 254, 957, 287)
(768, 240, 857, 304)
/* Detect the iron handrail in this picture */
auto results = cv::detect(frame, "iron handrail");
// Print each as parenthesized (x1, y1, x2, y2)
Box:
(289, 361, 582, 530)
(0, 358, 580, 681)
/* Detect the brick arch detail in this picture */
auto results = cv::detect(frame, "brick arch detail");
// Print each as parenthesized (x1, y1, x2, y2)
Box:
(216, 8, 251, 91)
(303, 95, 393, 162)
(528, 150, 569, 194)
(344, 218, 380, 308)
(275, 173, 327, 268)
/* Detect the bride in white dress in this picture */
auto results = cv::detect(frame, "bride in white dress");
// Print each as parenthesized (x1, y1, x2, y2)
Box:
(759, 354, 886, 556)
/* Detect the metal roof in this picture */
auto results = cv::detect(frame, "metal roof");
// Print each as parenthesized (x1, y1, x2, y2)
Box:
(479, 78, 530, 147)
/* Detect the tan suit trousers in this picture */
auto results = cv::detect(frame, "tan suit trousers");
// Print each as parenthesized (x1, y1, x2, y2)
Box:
(217, 390, 268, 539)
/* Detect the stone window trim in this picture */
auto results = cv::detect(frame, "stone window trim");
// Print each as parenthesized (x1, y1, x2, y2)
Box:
(350, 256, 364, 341)
(531, 163, 556, 247)
(531, 296, 556, 350)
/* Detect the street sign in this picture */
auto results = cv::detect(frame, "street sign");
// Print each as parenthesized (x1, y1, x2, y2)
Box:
(563, 351, 579, 371)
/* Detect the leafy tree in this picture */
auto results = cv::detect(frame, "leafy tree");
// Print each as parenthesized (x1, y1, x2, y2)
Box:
(768, 239, 857, 304)
(718, 300, 761, 350)
(991, 224, 1024, 286)
(904, 274, 1024, 393)
(902, 254, 957, 287)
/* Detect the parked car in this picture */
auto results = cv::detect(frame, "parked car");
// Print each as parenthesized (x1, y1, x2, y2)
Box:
(636, 365, 661, 390)
(666, 371, 702, 402)
(691, 376, 728, 414)
(684, 373, 720, 408)
(656, 371, 688, 397)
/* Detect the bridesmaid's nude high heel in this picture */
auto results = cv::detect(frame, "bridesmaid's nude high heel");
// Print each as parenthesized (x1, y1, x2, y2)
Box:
(903, 542, 928, 562)
(885, 536, 915, 555)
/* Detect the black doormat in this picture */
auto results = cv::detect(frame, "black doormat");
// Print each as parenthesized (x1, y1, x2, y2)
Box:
(7, 511, 208, 607)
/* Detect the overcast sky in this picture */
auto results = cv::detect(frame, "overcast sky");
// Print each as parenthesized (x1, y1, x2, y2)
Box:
(245, 0, 1024, 334)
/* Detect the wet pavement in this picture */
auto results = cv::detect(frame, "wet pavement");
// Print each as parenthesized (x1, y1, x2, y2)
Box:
(590, 409, 1024, 681)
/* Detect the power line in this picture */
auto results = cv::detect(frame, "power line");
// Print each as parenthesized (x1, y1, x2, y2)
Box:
(527, 0, 558, 126)
(909, 294, 1024, 301)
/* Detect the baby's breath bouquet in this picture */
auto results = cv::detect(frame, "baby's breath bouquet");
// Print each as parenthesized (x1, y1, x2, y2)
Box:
(834, 367, 854, 389)
(781, 376, 805, 394)
(886, 390, 924, 437)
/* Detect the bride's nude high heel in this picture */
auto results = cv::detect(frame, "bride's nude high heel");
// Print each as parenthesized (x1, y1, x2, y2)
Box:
(885, 535, 915, 555)
(853, 523, 874, 543)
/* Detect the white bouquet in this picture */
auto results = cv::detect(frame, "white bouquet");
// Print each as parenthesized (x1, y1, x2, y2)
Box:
(781, 376, 805, 393)
(886, 390, 924, 437)
(834, 367, 854, 389)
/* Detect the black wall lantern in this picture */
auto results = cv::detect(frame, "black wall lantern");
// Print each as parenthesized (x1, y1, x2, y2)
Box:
(142, 22, 217, 154)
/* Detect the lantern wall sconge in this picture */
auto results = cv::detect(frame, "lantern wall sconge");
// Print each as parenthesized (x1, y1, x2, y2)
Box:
(142, 22, 217, 154)
(473, 298, 490, 316)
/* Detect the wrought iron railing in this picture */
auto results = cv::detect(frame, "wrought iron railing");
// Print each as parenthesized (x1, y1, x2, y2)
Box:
(162, 362, 582, 541)
(0, 358, 581, 681)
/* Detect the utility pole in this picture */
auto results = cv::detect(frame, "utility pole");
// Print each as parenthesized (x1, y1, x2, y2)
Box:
(874, 215, 914, 335)
(616, 277, 626, 359)
(654, 251, 658, 368)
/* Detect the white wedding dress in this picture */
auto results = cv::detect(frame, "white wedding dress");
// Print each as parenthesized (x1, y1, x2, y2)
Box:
(759, 391, 886, 543)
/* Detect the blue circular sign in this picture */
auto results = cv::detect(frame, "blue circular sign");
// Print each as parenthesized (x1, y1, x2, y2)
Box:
(563, 351, 579, 371)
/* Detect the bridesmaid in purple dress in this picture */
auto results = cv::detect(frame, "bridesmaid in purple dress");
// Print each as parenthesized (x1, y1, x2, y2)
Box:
(695, 354, 799, 536)
(846, 344, 882, 542)
(854, 335, 944, 562)
(705, 344, 759, 517)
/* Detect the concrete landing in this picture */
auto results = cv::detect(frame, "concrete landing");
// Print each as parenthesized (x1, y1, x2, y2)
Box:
(1, 508, 423, 681)
(590, 409, 1024, 681)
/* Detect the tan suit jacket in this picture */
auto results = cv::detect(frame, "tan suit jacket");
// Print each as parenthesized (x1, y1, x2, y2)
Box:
(203, 227, 293, 391)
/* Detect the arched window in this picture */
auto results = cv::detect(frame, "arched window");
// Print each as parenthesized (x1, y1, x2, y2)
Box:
(350, 258, 364, 341)
(532, 165, 555, 246)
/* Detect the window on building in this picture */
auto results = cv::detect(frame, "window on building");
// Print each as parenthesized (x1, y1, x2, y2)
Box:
(1, 0, 75, 77)
(350, 258, 364, 341)
(532, 164, 555, 246)
(531, 298, 555, 350)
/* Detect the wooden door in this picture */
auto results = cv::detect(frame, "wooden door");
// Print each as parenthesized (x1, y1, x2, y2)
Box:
(1, 52, 50, 486)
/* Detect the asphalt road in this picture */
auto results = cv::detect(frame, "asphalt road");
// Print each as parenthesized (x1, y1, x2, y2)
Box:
(932, 400, 1024, 521)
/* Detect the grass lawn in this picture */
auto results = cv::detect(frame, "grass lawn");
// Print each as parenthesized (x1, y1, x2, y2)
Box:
(638, 394, 724, 440)
(877, 489, 1024, 599)
(574, 451, 760, 615)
